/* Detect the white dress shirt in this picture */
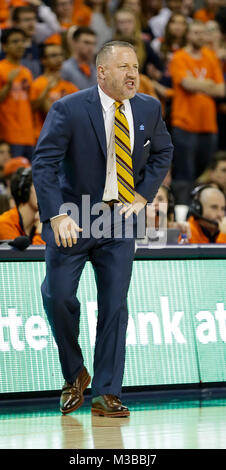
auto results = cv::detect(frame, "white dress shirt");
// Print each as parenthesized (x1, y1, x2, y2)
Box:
(98, 85, 134, 201)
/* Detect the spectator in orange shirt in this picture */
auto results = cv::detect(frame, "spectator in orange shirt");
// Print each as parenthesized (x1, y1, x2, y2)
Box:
(30, 43, 78, 141)
(184, 184, 226, 243)
(0, 167, 45, 245)
(170, 20, 225, 204)
(194, 0, 220, 23)
(0, 28, 35, 160)
(11, 4, 61, 78)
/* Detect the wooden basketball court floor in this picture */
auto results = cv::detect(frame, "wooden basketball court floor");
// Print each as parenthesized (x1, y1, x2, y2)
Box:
(1, 392, 226, 449)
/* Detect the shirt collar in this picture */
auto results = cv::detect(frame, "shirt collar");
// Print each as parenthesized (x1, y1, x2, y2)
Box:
(98, 85, 129, 112)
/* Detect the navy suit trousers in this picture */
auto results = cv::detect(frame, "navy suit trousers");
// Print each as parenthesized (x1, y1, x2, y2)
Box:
(41, 210, 136, 398)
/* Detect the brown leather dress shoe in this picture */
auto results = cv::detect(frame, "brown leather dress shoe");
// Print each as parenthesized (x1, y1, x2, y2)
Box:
(60, 366, 91, 414)
(91, 394, 130, 417)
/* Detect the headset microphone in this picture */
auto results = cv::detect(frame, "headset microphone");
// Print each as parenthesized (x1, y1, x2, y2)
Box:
(189, 209, 219, 226)
(188, 184, 222, 227)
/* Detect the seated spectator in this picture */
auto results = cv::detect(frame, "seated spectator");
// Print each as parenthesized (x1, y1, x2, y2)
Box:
(85, 0, 113, 51)
(0, 28, 35, 160)
(3, 156, 31, 206)
(11, 4, 61, 77)
(52, 0, 92, 30)
(0, 140, 11, 182)
(147, 184, 191, 238)
(196, 151, 226, 195)
(31, 43, 78, 141)
(182, 184, 226, 243)
(194, 0, 220, 23)
(0, 167, 45, 244)
(61, 26, 97, 89)
(170, 20, 225, 205)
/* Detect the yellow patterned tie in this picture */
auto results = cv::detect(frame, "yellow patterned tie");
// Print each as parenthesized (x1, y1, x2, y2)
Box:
(114, 101, 135, 204)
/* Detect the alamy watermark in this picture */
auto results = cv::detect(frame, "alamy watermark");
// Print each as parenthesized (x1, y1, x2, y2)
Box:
(58, 195, 168, 245)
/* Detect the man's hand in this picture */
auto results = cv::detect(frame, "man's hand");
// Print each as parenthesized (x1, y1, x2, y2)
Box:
(50, 215, 83, 247)
(118, 192, 148, 218)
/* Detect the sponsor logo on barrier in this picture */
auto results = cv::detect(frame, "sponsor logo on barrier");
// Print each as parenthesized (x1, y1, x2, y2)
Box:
(0, 297, 226, 351)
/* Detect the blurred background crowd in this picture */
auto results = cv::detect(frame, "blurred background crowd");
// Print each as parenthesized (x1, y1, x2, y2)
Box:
(0, 0, 226, 245)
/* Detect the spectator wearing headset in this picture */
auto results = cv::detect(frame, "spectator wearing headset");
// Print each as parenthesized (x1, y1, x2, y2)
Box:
(182, 184, 226, 243)
(0, 167, 45, 244)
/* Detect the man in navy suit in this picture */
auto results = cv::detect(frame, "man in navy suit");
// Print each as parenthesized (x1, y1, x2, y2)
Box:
(32, 41, 173, 417)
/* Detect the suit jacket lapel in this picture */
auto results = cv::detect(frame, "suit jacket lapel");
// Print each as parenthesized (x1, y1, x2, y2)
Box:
(85, 86, 107, 160)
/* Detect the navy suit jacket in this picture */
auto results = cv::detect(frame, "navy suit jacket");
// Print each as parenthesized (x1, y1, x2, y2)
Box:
(32, 85, 173, 244)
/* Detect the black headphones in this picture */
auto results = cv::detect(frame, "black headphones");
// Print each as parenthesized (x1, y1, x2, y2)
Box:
(189, 184, 218, 218)
(17, 167, 32, 204)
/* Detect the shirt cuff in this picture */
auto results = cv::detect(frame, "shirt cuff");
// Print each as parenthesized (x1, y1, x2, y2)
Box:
(50, 213, 67, 220)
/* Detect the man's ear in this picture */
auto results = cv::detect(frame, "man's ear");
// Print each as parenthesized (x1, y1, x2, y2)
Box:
(97, 64, 105, 81)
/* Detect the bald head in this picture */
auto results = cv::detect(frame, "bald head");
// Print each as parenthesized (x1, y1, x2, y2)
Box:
(200, 187, 226, 223)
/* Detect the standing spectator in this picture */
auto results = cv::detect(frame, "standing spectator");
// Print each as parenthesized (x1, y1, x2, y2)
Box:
(0, 28, 35, 160)
(85, 0, 113, 51)
(113, 8, 163, 73)
(11, 4, 61, 78)
(147, 0, 183, 39)
(181, 0, 195, 20)
(205, 19, 226, 150)
(150, 13, 188, 87)
(194, 0, 220, 23)
(170, 20, 225, 204)
(31, 43, 78, 141)
(52, 0, 92, 30)
(61, 26, 97, 89)
(12, 2, 61, 43)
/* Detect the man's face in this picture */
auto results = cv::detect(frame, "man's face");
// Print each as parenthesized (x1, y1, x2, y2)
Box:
(187, 23, 206, 49)
(167, 0, 182, 13)
(98, 46, 140, 101)
(0, 144, 11, 167)
(73, 34, 96, 62)
(115, 11, 136, 36)
(16, 13, 37, 38)
(42, 45, 64, 71)
(211, 161, 226, 189)
(55, 0, 73, 18)
(201, 189, 226, 224)
(4, 33, 26, 60)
